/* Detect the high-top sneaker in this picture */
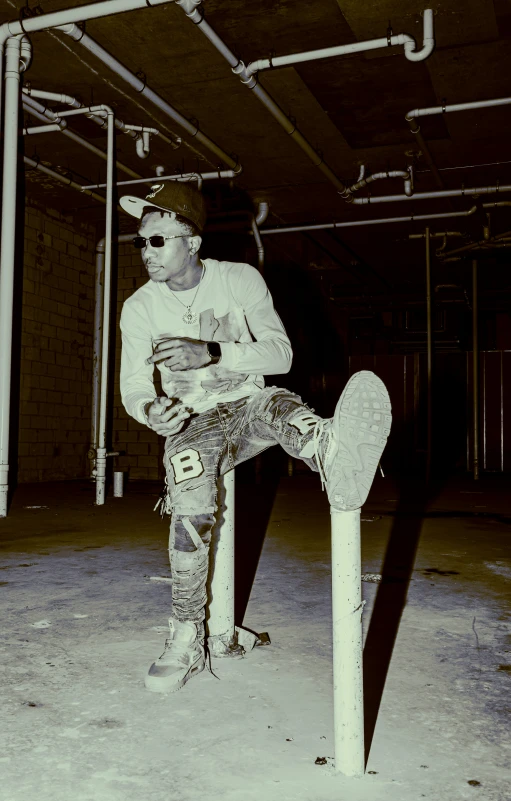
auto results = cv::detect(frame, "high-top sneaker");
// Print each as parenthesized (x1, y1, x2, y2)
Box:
(313, 370, 391, 511)
(145, 618, 205, 693)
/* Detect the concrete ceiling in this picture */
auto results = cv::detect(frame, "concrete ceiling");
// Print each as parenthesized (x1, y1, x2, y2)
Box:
(4, 0, 511, 295)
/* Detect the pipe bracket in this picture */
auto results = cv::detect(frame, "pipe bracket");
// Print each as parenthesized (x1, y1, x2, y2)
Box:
(135, 69, 147, 93)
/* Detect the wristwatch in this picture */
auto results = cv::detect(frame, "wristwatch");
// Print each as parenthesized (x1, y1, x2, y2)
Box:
(206, 341, 222, 365)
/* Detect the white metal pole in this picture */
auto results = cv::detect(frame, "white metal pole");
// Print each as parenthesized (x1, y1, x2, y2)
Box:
(90, 233, 134, 479)
(96, 107, 114, 505)
(58, 105, 115, 503)
(0, 36, 21, 518)
(331, 508, 364, 777)
(91, 241, 105, 476)
(472, 259, 479, 481)
(207, 470, 235, 638)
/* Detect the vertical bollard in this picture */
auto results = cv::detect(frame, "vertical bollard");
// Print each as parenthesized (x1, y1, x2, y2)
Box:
(207, 470, 235, 638)
(331, 508, 364, 777)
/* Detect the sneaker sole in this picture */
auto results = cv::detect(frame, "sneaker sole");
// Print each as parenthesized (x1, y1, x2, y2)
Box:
(326, 370, 391, 511)
(144, 655, 205, 694)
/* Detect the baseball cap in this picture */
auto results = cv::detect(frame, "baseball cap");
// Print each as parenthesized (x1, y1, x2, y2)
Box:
(120, 181, 207, 232)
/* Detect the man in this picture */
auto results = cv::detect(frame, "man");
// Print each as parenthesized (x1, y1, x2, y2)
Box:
(119, 182, 391, 694)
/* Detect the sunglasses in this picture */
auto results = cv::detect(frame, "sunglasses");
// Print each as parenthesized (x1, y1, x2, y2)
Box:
(132, 234, 190, 249)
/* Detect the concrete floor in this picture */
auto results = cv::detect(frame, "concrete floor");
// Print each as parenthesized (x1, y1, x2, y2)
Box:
(0, 471, 510, 801)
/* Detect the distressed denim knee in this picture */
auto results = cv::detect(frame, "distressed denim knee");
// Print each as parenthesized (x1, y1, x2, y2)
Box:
(172, 513, 215, 552)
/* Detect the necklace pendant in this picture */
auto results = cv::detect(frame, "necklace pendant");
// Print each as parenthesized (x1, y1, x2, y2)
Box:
(183, 309, 197, 325)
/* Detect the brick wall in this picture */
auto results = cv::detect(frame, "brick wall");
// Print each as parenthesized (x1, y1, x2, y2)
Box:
(113, 243, 162, 481)
(18, 206, 96, 482)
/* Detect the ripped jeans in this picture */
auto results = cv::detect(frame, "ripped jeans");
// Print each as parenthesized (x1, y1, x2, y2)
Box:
(163, 387, 321, 625)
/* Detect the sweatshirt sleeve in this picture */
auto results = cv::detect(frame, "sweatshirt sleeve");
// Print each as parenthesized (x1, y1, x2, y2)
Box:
(119, 298, 157, 425)
(218, 264, 293, 375)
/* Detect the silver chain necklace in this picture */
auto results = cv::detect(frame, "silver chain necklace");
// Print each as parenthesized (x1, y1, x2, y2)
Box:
(167, 262, 205, 325)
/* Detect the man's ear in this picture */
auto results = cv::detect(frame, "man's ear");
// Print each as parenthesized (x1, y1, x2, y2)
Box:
(189, 235, 202, 256)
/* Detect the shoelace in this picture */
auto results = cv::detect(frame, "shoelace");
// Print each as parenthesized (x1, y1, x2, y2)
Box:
(313, 419, 331, 493)
(158, 639, 197, 666)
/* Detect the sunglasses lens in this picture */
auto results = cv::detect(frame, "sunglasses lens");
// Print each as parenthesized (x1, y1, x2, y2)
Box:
(132, 236, 166, 248)
(150, 236, 166, 248)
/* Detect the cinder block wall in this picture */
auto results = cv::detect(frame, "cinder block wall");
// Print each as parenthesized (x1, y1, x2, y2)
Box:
(18, 206, 96, 482)
(113, 243, 162, 481)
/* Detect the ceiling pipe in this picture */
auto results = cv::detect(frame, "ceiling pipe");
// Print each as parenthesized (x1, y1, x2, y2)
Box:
(409, 231, 463, 239)
(23, 122, 63, 135)
(57, 23, 239, 171)
(23, 87, 180, 157)
(19, 35, 32, 72)
(23, 155, 108, 205)
(0, 0, 175, 114)
(246, 8, 434, 74)
(407, 95, 511, 121)
(351, 182, 511, 205)
(175, 0, 353, 201)
(22, 94, 143, 180)
(81, 168, 237, 190)
(406, 94, 511, 190)
(405, 124, 443, 189)
(260, 206, 478, 235)
(348, 168, 412, 197)
(0, 0, 214, 165)
(439, 223, 511, 258)
(250, 217, 265, 273)
(122, 123, 181, 155)
(255, 201, 270, 226)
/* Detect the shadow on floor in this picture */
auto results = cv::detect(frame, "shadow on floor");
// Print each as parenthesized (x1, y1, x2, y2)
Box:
(234, 473, 281, 626)
(363, 474, 433, 763)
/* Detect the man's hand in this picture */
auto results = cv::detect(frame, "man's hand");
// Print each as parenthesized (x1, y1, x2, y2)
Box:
(145, 397, 190, 436)
(146, 338, 210, 371)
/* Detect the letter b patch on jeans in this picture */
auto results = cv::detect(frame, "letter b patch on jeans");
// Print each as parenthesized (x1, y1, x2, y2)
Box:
(170, 448, 204, 484)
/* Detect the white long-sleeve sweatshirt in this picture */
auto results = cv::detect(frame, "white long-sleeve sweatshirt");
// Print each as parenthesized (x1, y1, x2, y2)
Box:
(120, 258, 293, 424)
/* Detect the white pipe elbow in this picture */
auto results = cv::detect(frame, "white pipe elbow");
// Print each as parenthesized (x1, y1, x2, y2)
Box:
(403, 9, 435, 62)
(255, 201, 269, 226)
(136, 135, 149, 159)
(246, 59, 266, 76)
(175, 0, 203, 21)
(404, 166, 414, 196)
(54, 22, 83, 40)
(19, 36, 32, 73)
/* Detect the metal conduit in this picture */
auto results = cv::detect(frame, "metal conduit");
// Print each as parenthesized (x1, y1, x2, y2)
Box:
(175, 0, 352, 200)
(59, 24, 239, 171)
(472, 260, 479, 481)
(425, 227, 433, 482)
(259, 205, 478, 235)
(22, 94, 144, 181)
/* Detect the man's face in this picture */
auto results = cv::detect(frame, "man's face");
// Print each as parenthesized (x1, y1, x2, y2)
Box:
(138, 211, 193, 282)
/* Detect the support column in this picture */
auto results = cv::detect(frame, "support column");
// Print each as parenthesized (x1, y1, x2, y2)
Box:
(331, 508, 364, 777)
(207, 470, 235, 638)
(425, 227, 433, 482)
(472, 259, 479, 480)
(0, 37, 21, 518)
(90, 242, 105, 477)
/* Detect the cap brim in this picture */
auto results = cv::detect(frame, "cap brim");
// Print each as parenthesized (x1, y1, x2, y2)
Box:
(119, 195, 174, 219)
